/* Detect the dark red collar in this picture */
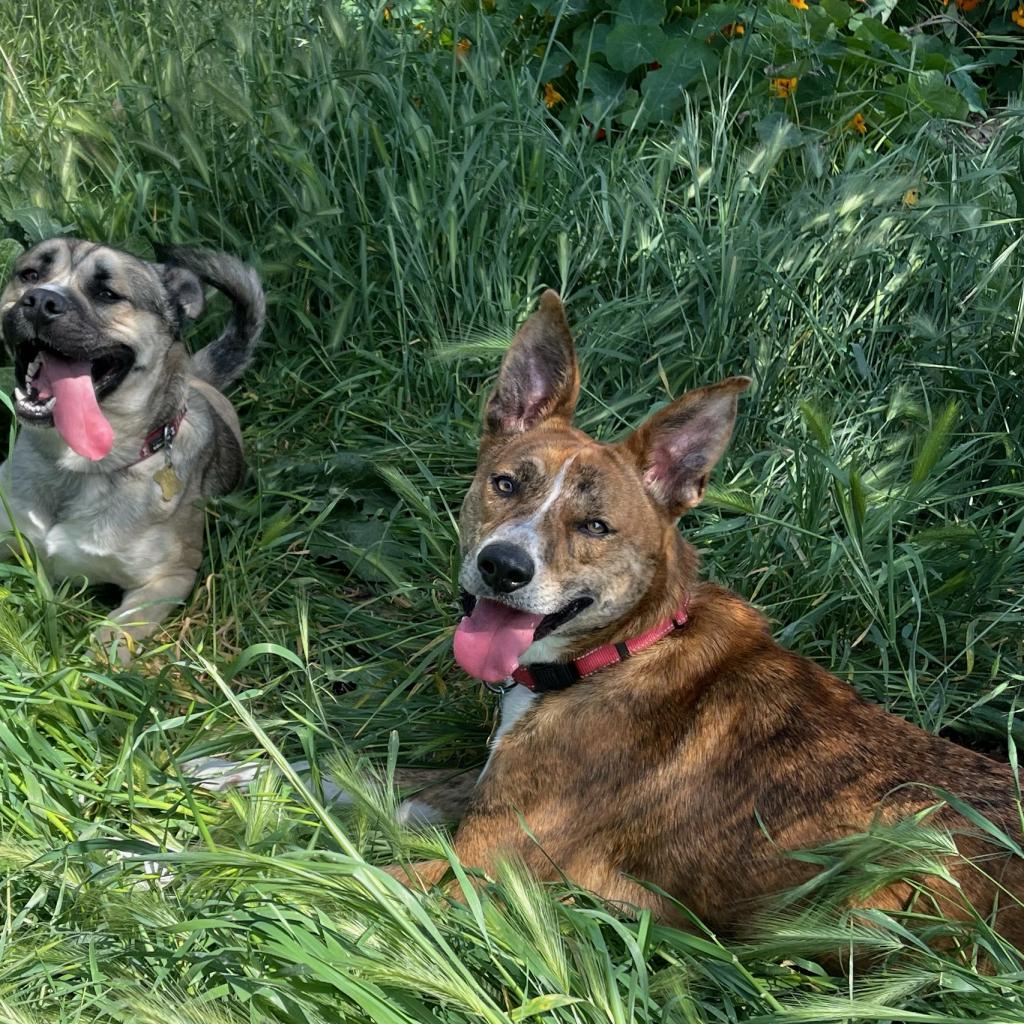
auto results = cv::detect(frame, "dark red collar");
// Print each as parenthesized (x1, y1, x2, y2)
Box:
(510, 602, 690, 693)
(136, 407, 187, 464)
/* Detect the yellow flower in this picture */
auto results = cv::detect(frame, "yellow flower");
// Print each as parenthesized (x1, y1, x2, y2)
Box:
(1013, 3, 1024, 26)
(770, 77, 797, 99)
(455, 37, 471, 60)
(543, 82, 565, 109)
(847, 112, 867, 135)
(956, 0, 983, 10)
(722, 22, 745, 38)
(382, 4, 392, 21)
(789, 0, 809, 9)
(903, 187, 920, 207)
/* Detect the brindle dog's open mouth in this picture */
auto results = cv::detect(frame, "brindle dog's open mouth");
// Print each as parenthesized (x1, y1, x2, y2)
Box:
(460, 590, 593, 640)
(533, 596, 594, 640)
(12, 337, 134, 423)
(454, 590, 595, 682)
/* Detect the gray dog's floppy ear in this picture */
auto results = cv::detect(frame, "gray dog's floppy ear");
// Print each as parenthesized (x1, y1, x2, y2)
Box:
(160, 263, 206, 323)
(485, 290, 579, 440)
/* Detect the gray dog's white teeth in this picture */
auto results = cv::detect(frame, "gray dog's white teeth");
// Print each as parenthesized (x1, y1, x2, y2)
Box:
(26, 355, 41, 381)
(14, 386, 55, 411)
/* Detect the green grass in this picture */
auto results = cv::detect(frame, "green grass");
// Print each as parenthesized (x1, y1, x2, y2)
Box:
(0, 1, 1023, 1019)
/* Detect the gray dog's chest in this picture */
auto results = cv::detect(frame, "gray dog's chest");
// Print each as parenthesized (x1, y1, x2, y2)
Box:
(0, 448, 192, 589)
(42, 478, 152, 581)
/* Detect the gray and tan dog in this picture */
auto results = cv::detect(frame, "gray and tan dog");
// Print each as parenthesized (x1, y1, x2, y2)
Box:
(0, 237, 264, 656)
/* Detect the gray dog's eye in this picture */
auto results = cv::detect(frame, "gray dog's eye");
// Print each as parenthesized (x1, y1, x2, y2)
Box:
(96, 287, 122, 303)
(18, 268, 38, 284)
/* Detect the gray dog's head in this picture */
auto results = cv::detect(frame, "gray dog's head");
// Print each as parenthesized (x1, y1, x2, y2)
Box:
(0, 237, 205, 460)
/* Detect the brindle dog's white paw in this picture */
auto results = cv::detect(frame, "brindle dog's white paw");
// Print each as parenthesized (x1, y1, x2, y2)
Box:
(179, 755, 356, 806)
(395, 798, 449, 828)
(180, 756, 265, 792)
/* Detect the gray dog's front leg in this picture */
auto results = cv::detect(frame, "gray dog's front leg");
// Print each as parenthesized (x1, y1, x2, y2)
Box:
(98, 568, 198, 660)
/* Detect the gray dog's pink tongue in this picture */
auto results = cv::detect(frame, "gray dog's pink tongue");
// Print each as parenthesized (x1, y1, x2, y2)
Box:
(36, 354, 113, 461)
(453, 598, 544, 682)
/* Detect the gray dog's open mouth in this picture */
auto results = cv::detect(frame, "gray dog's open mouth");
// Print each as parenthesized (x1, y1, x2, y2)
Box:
(11, 338, 135, 460)
(13, 338, 134, 422)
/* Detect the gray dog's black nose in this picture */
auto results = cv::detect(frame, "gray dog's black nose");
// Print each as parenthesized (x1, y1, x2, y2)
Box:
(21, 287, 68, 326)
(477, 542, 535, 594)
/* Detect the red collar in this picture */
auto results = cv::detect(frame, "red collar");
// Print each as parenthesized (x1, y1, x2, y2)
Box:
(510, 602, 690, 693)
(136, 407, 187, 464)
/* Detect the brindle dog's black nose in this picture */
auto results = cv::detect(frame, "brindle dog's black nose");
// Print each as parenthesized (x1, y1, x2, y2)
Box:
(477, 542, 535, 593)
(21, 287, 68, 326)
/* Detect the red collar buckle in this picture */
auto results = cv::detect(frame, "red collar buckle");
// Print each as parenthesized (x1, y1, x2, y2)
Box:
(136, 407, 187, 464)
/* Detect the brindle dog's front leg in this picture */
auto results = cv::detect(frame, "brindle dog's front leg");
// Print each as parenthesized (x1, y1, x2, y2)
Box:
(384, 859, 454, 890)
(383, 814, 504, 894)
(391, 817, 677, 921)
(384, 851, 498, 905)
(98, 568, 197, 660)
(385, 818, 509, 897)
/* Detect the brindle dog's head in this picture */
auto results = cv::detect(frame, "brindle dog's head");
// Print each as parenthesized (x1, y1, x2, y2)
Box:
(456, 291, 747, 675)
(0, 237, 204, 436)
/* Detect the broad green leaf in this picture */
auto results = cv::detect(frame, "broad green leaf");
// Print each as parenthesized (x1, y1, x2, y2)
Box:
(821, 0, 853, 27)
(580, 62, 629, 118)
(865, 0, 898, 22)
(913, 69, 969, 120)
(604, 23, 664, 72)
(852, 14, 910, 52)
(613, 0, 666, 27)
(640, 66, 694, 120)
(572, 19, 613, 61)
(950, 68, 987, 115)
(641, 38, 718, 120)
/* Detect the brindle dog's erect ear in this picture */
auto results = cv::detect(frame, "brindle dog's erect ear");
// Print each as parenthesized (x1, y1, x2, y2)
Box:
(623, 377, 750, 518)
(159, 263, 206, 324)
(485, 290, 579, 439)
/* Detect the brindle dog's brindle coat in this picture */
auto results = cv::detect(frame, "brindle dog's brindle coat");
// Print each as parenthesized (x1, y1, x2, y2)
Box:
(192, 292, 1023, 948)
(396, 292, 1024, 944)
(0, 238, 264, 656)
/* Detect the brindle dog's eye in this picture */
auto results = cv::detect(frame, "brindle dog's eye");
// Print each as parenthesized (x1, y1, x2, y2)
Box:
(581, 519, 611, 537)
(491, 474, 517, 496)
(18, 269, 38, 284)
(96, 287, 122, 303)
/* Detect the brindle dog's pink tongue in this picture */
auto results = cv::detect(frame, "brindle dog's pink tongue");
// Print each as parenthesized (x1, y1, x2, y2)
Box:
(453, 599, 544, 683)
(37, 354, 114, 461)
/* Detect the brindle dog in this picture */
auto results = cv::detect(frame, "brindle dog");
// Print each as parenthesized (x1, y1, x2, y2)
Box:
(192, 292, 1023, 950)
